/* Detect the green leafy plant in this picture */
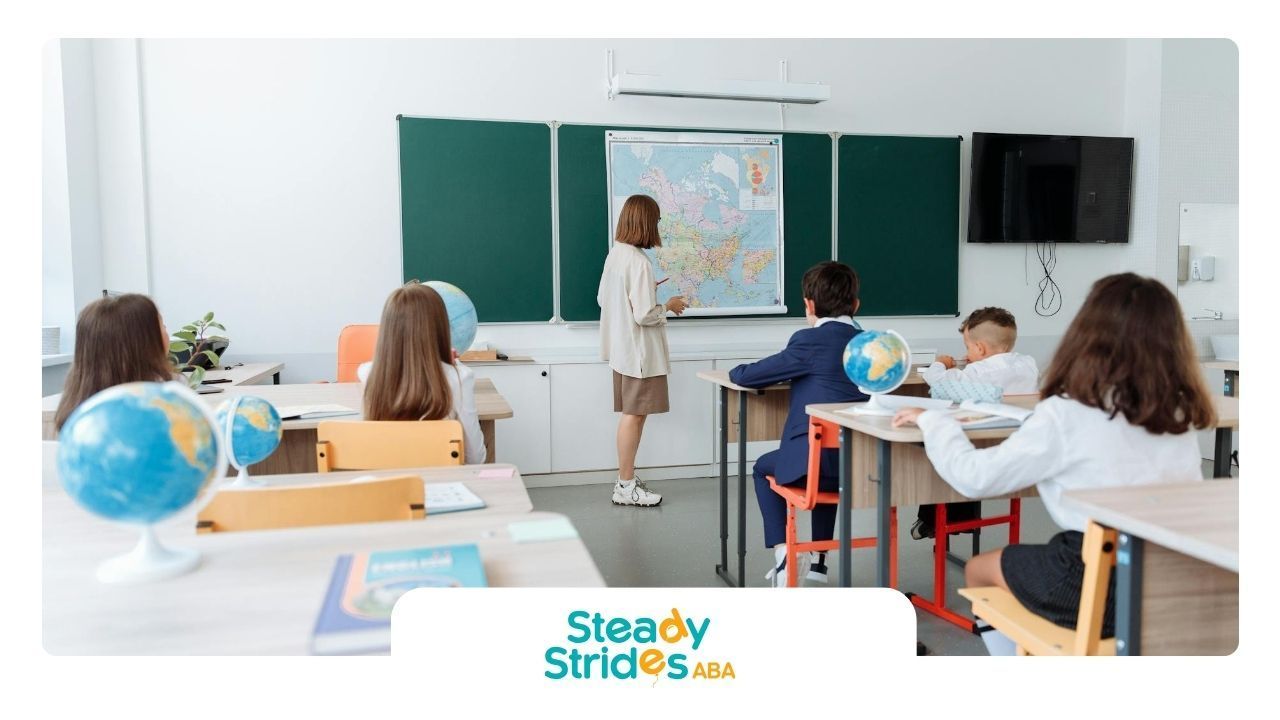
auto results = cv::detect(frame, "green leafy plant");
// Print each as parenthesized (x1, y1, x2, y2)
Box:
(169, 311, 228, 387)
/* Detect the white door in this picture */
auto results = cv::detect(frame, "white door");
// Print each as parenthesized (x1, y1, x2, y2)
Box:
(468, 363, 551, 475)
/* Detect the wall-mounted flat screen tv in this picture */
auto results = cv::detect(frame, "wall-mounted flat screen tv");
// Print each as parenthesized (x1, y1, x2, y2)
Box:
(967, 132, 1134, 243)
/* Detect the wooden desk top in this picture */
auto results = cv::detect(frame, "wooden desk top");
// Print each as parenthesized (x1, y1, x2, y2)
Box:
(42, 378, 514, 428)
(42, 495, 602, 654)
(696, 366, 927, 393)
(244, 463, 532, 515)
(1202, 360, 1239, 372)
(807, 394, 1239, 442)
(1060, 480, 1238, 572)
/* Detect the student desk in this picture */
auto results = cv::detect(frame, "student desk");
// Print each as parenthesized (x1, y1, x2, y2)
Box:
(42, 380, 515, 472)
(807, 394, 1242, 590)
(694, 368, 928, 587)
(43, 468, 600, 654)
(204, 361, 284, 386)
(251, 463, 533, 514)
(1061, 480, 1238, 655)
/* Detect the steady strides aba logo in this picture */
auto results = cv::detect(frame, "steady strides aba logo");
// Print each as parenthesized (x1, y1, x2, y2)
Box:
(544, 608, 735, 683)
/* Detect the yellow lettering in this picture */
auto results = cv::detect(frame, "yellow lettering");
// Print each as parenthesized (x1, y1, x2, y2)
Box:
(639, 649, 666, 676)
(659, 608, 689, 644)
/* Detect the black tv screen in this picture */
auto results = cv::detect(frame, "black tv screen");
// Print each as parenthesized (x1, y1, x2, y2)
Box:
(967, 132, 1134, 243)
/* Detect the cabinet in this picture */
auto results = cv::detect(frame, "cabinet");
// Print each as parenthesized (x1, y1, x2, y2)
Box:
(468, 363, 551, 475)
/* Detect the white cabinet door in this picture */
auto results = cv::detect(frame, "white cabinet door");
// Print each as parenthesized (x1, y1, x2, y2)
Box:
(468, 364, 551, 475)
(549, 360, 715, 473)
(549, 363, 618, 473)
(636, 360, 713, 468)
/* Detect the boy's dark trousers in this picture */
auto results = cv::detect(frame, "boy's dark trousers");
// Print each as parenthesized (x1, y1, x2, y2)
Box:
(917, 501, 982, 532)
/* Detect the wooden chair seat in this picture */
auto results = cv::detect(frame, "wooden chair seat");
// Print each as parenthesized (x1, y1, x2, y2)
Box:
(958, 587, 1117, 656)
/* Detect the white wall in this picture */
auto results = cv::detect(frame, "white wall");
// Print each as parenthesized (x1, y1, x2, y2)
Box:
(55, 39, 1239, 383)
(42, 41, 74, 352)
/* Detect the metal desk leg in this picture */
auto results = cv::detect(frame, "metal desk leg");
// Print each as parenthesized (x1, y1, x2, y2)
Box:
(1224, 369, 1237, 397)
(1213, 429, 1233, 478)
(715, 387, 730, 585)
(737, 391, 748, 587)
(272, 371, 281, 385)
(876, 438, 892, 588)
(838, 427, 853, 588)
(1116, 532, 1144, 656)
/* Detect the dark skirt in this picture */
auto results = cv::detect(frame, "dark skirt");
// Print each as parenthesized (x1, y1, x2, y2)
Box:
(1001, 530, 1117, 638)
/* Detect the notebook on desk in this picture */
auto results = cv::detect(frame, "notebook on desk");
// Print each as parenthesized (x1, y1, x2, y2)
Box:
(425, 482, 486, 514)
(275, 404, 358, 420)
(949, 400, 1033, 429)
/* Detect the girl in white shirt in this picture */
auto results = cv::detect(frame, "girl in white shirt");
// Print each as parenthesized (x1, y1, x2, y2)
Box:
(893, 273, 1216, 649)
(358, 282, 486, 465)
(597, 194, 688, 506)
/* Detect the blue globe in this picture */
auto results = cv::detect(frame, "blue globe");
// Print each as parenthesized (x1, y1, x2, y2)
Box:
(57, 382, 222, 524)
(843, 330, 912, 394)
(424, 280, 478, 352)
(217, 396, 283, 468)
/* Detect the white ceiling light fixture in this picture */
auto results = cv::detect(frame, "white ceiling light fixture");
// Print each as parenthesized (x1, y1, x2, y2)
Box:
(605, 50, 830, 105)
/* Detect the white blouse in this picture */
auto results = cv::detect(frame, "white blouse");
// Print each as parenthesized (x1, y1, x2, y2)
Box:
(356, 360, 487, 465)
(916, 395, 1204, 533)
(921, 351, 1040, 394)
(597, 243, 670, 378)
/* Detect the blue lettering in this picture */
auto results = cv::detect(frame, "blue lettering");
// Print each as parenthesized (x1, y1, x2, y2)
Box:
(566, 611, 590, 643)
(544, 647, 568, 679)
(667, 653, 688, 679)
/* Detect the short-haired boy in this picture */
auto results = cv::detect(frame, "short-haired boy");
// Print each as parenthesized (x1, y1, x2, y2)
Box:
(729, 261, 867, 586)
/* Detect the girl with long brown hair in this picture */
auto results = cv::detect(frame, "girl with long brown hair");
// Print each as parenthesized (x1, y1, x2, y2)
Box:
(892, 273, 1216, 653)
(54, 294, 175, 431)
(597, 194, 688, 507)
(358, 282, 486, 464)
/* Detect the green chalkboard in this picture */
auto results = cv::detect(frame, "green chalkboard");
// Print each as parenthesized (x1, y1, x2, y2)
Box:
(557, 124, 833, 322)
(398, 117, 553, 322)
(838, 135, 960, 316)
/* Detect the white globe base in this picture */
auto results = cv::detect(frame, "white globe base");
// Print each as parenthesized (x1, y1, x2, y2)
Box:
(96, 525, 201, 584)
(849, 393, 897, 416)
(224, 465, 264, 489)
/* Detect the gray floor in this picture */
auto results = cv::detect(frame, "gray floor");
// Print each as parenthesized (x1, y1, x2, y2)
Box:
(529, 459, 1233, 657)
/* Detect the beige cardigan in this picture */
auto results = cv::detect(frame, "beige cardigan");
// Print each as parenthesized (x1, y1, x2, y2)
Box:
(597, 243, 670, 378)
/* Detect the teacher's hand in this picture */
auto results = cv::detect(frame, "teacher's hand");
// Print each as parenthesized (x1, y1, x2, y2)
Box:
(666, 296, 688, 316)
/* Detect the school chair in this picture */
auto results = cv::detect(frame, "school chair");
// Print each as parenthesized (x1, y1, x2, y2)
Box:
(196, 475, 425, 533)
(912, 492, 1023, 631)
(336, 324, 378, 382)
(957, 521, 1118, 656)
(315, 420, 465, 472)
(768, 417, 898, 588)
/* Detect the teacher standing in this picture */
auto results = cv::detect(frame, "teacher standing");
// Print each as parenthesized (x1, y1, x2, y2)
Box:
(597, 194, 688, 507)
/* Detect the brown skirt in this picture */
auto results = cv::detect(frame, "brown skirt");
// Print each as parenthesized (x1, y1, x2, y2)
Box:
(612, 371, 670, 415)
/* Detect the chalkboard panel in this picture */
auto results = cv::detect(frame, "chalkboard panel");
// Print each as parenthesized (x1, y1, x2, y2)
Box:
(557, 124, 833, 322)
(399, 117, 554, 322)
(837, 135, 960, 316)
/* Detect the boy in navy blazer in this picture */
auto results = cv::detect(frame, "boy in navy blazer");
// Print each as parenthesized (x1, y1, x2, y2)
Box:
(729, 262, 867, 586)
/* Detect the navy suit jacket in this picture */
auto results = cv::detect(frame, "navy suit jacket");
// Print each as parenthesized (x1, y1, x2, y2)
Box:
(728, 321, 869, 485)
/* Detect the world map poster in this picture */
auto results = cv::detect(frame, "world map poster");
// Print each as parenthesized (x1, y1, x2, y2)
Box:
(607, 131, 785, 316)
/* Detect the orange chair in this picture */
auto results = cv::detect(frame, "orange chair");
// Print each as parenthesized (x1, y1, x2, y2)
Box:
(316, 420, 466, 472)
(336, 324, 379, 382)
(768, 417, 898, 588)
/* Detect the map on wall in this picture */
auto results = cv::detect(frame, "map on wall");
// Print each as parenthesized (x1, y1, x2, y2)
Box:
(607, 131, 786, 316)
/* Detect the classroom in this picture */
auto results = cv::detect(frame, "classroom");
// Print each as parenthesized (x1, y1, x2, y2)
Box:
(39, 37, 1240, 661)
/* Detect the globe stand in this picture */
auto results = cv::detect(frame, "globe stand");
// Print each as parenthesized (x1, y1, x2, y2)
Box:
(96, 525, 201, 584)
(849, 390, 897, 417)
(225, 466, 264, 489)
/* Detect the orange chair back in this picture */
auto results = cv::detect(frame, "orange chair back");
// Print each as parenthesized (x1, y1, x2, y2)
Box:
(337, 324, 379, 382)
(316, 419, 465, 472)
(799, 417, 842, 510)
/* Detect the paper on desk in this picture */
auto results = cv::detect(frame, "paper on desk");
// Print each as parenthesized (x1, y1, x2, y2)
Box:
(508, 517, 579, 543)
(477, 467, 515, 479)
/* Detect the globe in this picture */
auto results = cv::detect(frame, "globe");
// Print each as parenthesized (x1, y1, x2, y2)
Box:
(56, 381, 227, 583)
(424, 280, 478, 352)
(843, 329, 912, 395)
(217, 395, 283, 486)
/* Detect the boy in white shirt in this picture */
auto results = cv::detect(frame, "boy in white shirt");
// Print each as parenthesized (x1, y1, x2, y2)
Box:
(914, 307, 1039, 540)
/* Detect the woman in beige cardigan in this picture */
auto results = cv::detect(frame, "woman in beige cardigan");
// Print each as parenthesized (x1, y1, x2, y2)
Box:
(597, 195, 687, 507)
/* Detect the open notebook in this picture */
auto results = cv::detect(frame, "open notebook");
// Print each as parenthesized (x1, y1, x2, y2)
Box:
(949, 401, 1033, 429)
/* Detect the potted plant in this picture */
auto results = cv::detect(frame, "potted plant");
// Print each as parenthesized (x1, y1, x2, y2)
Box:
(169, 312, 230, 387)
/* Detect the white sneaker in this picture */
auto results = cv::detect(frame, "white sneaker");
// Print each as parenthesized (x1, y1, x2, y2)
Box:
(765, 545, 811, 588)
(612, 477, 662, 507)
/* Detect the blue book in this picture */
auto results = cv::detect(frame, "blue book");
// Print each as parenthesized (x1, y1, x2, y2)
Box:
(310, 544, 487, 655)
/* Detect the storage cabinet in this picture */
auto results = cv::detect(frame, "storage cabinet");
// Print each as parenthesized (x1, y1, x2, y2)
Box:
(468, 363, 552, 475)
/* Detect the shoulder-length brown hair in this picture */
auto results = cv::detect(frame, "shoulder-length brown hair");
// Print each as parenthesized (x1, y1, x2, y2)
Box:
(1041, 273, 1215, 434)
(54, 294, 174, 430)
(615, 194, 662, 249)
(364, 283, 455, 421)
